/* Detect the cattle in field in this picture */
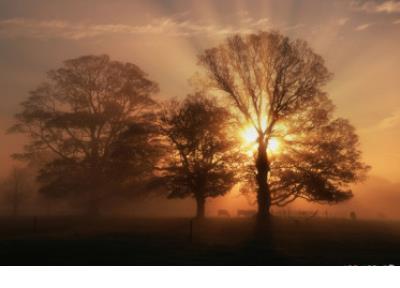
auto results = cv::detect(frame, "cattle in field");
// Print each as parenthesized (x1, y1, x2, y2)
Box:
(237, 209, 256, 217)
(217, 209, 230, 217)
(288, 210, 319, 224)
(297, 210, 318, 218)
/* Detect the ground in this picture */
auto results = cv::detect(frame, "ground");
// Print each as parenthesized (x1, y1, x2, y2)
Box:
(0, 216, 399, 265)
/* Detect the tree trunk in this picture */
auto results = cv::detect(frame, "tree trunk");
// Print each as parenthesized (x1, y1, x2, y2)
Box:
(195, 196, 206, 219)
(86, 183, 102, 218)
(86, 167, 101, 218)
(13, 169, 19, 218)
(255, 137, 271, 221)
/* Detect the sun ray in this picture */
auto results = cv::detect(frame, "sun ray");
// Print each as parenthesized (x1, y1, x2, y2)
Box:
(240, 124, 281, 156)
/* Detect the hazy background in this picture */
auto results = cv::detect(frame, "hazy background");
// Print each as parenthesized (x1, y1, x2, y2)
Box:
(1, 0, 399, 219)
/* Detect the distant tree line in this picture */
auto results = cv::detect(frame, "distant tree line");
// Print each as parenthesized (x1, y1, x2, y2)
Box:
(8, 31, 369, 219)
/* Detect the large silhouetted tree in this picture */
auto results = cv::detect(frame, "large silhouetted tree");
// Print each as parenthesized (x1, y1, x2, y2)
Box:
(9, 55, 159, 214)
(199, 31, 368, 220)
(241, 94, 369, 207)
(158, 94, 244, 218)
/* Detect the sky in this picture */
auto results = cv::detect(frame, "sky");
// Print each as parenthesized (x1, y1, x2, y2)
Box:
(0, 0, 399, 217)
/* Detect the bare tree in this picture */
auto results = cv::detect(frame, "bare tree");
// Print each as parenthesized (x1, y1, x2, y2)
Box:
(198, 31, 368, 220)
(9, 55, 159, 215)
(157, 94, 244, 218)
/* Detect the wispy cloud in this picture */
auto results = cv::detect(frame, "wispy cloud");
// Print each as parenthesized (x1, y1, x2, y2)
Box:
(337, 18, 349, 26)
(352, 0, 400, 14)
(355, 23, 373, 31)
(0, 15, 273, 40)
(0, 18, 102, 39)
(283, 23, 305, 31)
(362, 108, 400, 133)
(236, 10, 250, 18)
(377, 109, 400, 130)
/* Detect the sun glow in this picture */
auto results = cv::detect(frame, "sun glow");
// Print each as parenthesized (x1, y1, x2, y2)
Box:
(268, 138, 280, 154)
(240, 125, 281, 156)
(241, 126, 259, 144)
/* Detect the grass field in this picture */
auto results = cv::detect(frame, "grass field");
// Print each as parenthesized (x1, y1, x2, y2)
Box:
(0, 216, 399, 265)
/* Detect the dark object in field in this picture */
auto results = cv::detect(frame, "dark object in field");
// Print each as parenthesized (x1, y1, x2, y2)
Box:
(217, 209, 230, 217)
(350, 211, 357, 220)
(297, 210, 319, 218)
(237, 209, 256, 217)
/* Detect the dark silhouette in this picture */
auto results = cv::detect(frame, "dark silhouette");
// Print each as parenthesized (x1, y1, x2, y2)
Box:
(8, 168, 24, 217)
(237, 209, 257, 217)
(0, 166, 36, 218)
(198, 31, 369, 220)
(157, 94, 244, 218)
(217, 209, 230, 217)
(265, 105, 369, 206)
(11, 169, 21, 217)
(239, 94, 369, 208)
(8, 55, 159, 215)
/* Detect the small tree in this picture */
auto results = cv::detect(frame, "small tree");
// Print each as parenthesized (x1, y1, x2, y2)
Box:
(158, 94, 243, 218)
(198, 31, 368, 219)
(9, 55, 159, 214)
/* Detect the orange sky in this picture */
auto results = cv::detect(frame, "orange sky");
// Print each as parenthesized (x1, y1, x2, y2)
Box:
(1, 0, 399, 217)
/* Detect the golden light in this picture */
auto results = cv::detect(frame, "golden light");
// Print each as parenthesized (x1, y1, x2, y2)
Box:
(241, 125, 258, 144)
(267, 137, 280, 154)
(240, 125, 281, 156)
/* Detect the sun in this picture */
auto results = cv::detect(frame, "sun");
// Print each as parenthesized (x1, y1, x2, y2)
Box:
(267, 138, 280, 154)
(241, 126, 258, 144)
(240, 125, 281, 155)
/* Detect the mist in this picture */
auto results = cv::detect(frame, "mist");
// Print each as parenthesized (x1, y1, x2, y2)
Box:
(1, 0, 400, 266)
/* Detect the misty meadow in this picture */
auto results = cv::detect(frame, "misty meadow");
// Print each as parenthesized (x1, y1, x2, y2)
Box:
(1, 0, 400, 266)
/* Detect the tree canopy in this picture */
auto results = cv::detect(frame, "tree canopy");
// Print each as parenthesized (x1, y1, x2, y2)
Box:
(9, 55, 160, 213)
(9, 32, 370, 218)
(241, 94, 369, 207)
(198, 31, 368, 218)
(157, 94, 244, 218)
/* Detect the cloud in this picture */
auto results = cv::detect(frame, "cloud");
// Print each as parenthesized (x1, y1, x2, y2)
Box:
(283, 23, 305, 31)
(377, 108, 400, 129)
(352, 0, 400, 14)
(362, 108, 400, 133)
(394, 18, 400, 24)
(0, 15, 273, 40)
(337, 18, 349, 26)
(250, 18, 269, 27)
(237, 10, 250, 18)
(0, 18, 100, 39)
(355, 23, 373, 30)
